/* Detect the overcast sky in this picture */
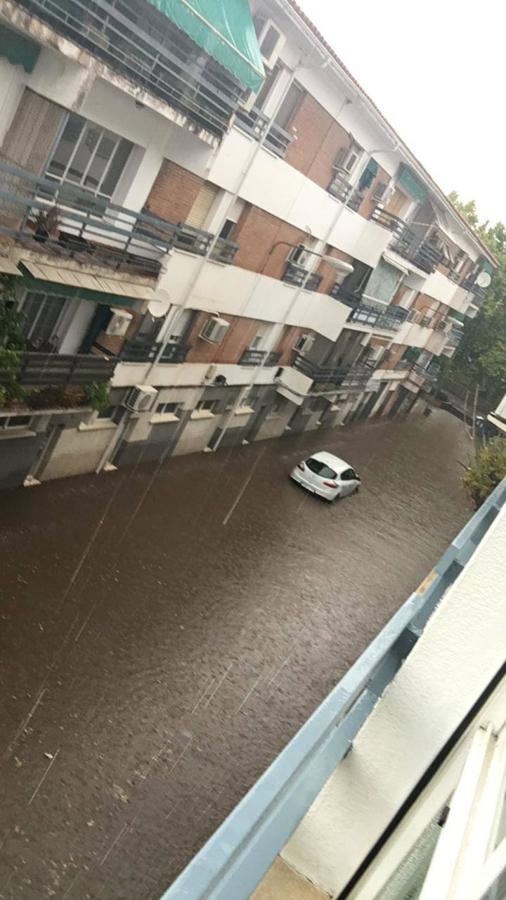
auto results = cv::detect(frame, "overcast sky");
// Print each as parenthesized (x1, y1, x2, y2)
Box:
(297, 0, 504, 225)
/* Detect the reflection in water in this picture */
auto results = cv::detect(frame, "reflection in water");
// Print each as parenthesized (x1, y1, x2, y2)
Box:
(0, 411, 472, 898)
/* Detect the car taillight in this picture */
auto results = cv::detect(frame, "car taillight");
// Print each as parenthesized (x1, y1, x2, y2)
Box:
(297, 462, 305, 471)
(323, 480, 338, 488)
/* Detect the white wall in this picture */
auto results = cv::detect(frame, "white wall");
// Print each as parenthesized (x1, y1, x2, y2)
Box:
(395, 321, 434, 350)
(282, 504, 506, 896)
(40, 423, 114, 480)
(0, 57, 25, 144)
(112, 360, 279, 390)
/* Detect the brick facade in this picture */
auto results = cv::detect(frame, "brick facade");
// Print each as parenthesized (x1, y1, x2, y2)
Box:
(285, 93, 350, 191)
(233, 206, 308, 279)
(185, 314, 263, 365)
(144, 160, 204, 224)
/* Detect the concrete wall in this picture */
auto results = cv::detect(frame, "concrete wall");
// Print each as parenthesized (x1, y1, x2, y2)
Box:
(0, 431, 44, 489)
(281, 504, 506, 896)
(39, 422, 115, 480)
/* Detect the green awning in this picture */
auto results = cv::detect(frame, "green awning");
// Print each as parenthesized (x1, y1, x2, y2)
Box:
(20, 274, 138, 309)
(397, 163, 427, 205)
(0, 24, 40, 73)
(145, 0, 264, 92)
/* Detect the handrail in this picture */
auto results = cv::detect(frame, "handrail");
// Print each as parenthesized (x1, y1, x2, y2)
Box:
(159, 478, 506, 900)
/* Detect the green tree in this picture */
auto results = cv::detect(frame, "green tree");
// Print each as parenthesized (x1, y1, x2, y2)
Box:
(445, 194, 506, 406)
(463, 437, 506, 508)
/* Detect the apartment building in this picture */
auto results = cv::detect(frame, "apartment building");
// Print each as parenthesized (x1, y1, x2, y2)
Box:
(0, 0, 496, 489)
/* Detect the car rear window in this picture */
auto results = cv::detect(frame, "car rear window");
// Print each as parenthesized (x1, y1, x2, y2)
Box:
(306, 458, 337, 479)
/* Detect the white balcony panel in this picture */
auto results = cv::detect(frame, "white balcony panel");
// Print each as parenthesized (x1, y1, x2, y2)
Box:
(159, 253, 351, 342)
(450, 286, 473, 314)
(426, 329, 450, 356)
(276, 367, 313, 406)
(112, 360, 277, 389)
(395, 321, 434, 349)
(328, 209, 392, 268)
(422, 270, 460, 306)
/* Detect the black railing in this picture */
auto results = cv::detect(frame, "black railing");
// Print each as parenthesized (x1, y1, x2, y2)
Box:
(120, 341, 188, 363)
(159, 343, 189, 364)
(0, 352, 115, 387)
(211, 236, 240, 264)
(234, 108, 293, 158)
(304, 273, 323, 292)
(448, 269, 462, 284)
(446, 329, 464, 348)
(348, 302, 409, 331)
(0, 158, 177, 276)
(16, 0, 243, 137)
(347, 190, 364, 212)
(391, 227, 443, 274)
(328, 172, 353, 202)
(239, 349, 281, 366)
(369, 207, 407, 238)
(293, 354, 372, 388)
(283, 261, 308, 287)
(462, 275, 488, 303)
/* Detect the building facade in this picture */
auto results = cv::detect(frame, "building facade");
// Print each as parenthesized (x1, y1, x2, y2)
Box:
(0, 0, 496, 489)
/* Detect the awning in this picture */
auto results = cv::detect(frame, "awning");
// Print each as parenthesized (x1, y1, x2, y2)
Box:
(0, 23, 40, 73)
(19, 262, 159, 308)
(145, 0, 264, 92)
(0, 257, 21, 276)
(397, 163, 427, 206)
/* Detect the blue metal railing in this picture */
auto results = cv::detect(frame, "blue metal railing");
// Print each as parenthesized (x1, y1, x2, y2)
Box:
(160, 478, 506, 900)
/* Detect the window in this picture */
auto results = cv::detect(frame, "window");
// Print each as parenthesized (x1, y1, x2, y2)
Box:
(218, 198, 245, 241)
(0, 415, 32, 429)
(46, 112, 133, 198)
(196, 399, 219, 414)
(305, 458, 337, 479)
(19, 291, 68, 350)
(156, 401, 180, 416)
(274, 81, 304, 130)
(341, 468, 358, 481)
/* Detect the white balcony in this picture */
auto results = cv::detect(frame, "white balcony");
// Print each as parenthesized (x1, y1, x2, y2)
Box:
(395, 320, 434, 349)
(276, 367, 313, 406)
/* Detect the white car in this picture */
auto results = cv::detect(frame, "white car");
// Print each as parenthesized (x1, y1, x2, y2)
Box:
(290, 451, 361, 501)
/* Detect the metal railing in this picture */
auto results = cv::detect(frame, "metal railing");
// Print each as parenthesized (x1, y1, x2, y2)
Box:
(304, 273, 323, 292)
(239, 349, 282, 367)
(16, 0, 243, 137)
(172, 224, 239, 263)
(369, 206, 407, 238)
(462, 276, 488, 304)
(328, 171, 353, 202)
(234, 107, 294, 158)
(348, 302, 409, 331)
(282, 261, 309, 287)
(446, 329, 464, 349)
(293, 354, 373, 387)
(391, 227, 443, 274)
(158, 469, 506, 900)
(0, 158, 177, 276)
(0, 352, 115, 387)
(120, 341, 188, 364)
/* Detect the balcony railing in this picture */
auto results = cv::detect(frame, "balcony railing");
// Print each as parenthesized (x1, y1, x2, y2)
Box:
(234, 108, 293, 158)
(0, 158, 178, 276)
(348, 302, 409, 331)
(328, 171, 353, 203)
(369, 206, 407, 238)
(239, 349, 282, 367)
(282, 261, 308, 287)
(391, 227, 443, 274)
(446, 328, 464, 349)
(304, 273, 323, 292)
(173, 224, 239, 263)
(293, 354, 373, 388)
(330, 285, 363, 306)
(120, 341, 188, 364)
(0, 352, 115, 387)
(15, 0, 243, 137)
(462, 275, 488, 304)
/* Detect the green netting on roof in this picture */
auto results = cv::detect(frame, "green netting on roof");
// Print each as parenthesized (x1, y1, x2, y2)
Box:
(145, 0, 264, 91)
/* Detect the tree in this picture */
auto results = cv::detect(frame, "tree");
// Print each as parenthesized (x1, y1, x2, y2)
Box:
(463, 437, 506, 508)
(445, 194, 506, 407)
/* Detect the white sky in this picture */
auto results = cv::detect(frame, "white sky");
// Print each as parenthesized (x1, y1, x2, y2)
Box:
(297, 0, 505, 225)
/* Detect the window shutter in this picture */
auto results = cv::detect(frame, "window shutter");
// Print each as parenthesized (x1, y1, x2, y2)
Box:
(186, 183, 218, 229)
(1, 88, 65, 173)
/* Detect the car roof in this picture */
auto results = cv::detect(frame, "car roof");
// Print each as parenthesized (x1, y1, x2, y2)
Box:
(307, 451, 353, 473)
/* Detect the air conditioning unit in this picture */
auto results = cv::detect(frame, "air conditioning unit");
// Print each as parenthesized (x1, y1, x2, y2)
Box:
(287, 244, 312, 269)
(199, 316, 230, 344)
(255, 17, 285, 69)
(105, 308, 133, 338)
(123, 384, 158, 413)
(333, 141, 361, 175)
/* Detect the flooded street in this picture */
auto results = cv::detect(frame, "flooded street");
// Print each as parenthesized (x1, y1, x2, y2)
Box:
(0, 411, 472, 900)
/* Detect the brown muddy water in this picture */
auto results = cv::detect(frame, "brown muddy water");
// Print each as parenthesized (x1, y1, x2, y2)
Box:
(0, 410, 473, 899)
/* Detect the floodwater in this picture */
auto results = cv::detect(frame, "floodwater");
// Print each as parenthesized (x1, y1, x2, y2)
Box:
(0, 410, 472, 899)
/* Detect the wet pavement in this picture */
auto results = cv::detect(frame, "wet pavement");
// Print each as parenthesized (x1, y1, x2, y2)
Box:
(0, 410, 472, 899)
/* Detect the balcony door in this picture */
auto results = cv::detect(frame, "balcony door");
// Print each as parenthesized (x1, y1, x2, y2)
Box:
(19, 291, 68, 351)
(45, 112, 134, 200)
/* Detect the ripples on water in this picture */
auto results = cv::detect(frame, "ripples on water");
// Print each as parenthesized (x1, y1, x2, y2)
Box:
(0, 411, 472, 898)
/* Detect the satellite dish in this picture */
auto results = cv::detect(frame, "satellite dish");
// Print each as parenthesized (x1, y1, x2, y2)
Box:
(476, 271, 491, 289)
